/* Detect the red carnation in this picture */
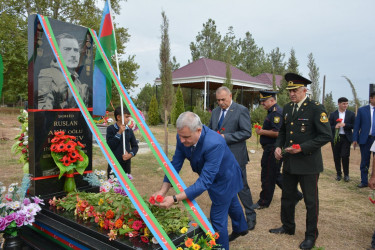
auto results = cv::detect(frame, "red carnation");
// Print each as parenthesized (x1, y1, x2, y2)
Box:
(19, 142, 23, 146)
(60, 155, 73, 166)
(57, 143, 67, 152)
(69, 150, 80, 159)
(156, 195, 164, 203)
(106, 209, 115, 219)
(336, 118, 343, 122)
(292, 144, 301, 149)
(149, 196, 156, 205)
(65, 140, 77, 152)
(140, 236, 149, 243)
(54, 131, 65, 137)
(51, 137, 62, 143)
(132, 220, 143, 231)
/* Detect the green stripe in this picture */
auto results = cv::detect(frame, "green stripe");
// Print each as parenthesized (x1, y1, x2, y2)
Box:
(99, 34, 116, 59)
(28, 225, 72, 249)
(42, 17, 175, 249)
(90, 29, 211, 234)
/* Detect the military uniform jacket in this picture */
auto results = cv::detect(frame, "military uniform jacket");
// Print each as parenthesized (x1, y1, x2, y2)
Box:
(260, 103, 283, 146)
(275, 97, 332, 175)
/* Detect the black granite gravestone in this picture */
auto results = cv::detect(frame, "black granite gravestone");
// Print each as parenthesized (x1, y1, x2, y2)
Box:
(27, 15, 93, 199)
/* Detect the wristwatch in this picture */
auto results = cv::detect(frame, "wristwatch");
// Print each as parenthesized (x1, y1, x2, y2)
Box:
(173, 195, 179, 204)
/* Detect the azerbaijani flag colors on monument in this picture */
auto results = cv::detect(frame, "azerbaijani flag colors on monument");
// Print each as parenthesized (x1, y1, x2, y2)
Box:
(93, 0, 116, 116)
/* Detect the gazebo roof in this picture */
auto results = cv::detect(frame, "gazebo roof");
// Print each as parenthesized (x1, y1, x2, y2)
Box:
(155, 57, 281, 91)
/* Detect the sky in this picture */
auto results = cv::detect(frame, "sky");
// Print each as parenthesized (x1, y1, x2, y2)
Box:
(112, 0, 374, 103)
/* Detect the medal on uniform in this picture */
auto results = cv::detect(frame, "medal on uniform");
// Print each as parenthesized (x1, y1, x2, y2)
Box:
(301, 124, 306, 132)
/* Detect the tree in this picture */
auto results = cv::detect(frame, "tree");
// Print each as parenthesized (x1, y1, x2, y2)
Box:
(0, 0, 139, 105)
(323, 92, 336, 115)
(171, 56, 180, 71)
(268, 47, 286, 75)
(223, 52, 233, 90)
(237, 32, 265, 76)
(159, 11, 174, 155)
(147, 94, 160, 125)
(342, 75, 360, 113)
(171, 85, 185, 126)
(307, 53, 320, 102)
(190, 19, 224, 61)
(135, 83, 154, 112)
(286, 48, 300, 74)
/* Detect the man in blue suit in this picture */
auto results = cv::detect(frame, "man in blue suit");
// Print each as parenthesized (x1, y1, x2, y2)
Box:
(329, 97, 355, 182)
(353, 92, 375, 188)
(154, 112, 248, 250)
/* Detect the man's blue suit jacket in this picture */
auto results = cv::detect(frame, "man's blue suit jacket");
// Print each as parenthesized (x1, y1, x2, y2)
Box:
(164, 125, 244, 205)
(353, 105, 371, 144)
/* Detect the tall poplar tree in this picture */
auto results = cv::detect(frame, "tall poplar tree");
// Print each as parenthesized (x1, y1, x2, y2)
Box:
(307, 53, 321, 102)
(159, 11, 174, 155)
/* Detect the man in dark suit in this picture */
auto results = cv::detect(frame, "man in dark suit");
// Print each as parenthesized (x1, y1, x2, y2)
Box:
(208, 86, 256, 233)
(269, 73, 332, 250)
(353, 92, 375, 188)
(329, 97, 355, 182)
(154, 112, 248, 250)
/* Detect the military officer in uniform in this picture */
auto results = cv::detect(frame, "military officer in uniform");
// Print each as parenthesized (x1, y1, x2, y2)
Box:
(253, 91, 303, 210)
(269, 73, 332, 250)
(252, 90, 284, 209)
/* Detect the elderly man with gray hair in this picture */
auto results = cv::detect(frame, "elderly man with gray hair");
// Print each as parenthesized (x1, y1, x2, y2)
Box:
(153, 111, 248, 250)
(209, 86, 256, 234)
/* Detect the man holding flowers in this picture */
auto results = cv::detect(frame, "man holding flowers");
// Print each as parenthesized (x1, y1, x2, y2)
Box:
(153, 112, 248, 250)
(270, 73, 332, 250)
(252, 90, 303, 210)
(208, 86, 256, 233)
(328, 97, 355, 182)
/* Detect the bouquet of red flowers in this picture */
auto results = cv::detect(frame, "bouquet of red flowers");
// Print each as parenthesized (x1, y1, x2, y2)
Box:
(253, 124, 262, 148)
(334, 118, 343, 146)
(50, 131, 89, 192)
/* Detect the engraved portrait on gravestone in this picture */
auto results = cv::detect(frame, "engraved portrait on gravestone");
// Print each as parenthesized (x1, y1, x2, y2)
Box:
(37, 33, 90, 109)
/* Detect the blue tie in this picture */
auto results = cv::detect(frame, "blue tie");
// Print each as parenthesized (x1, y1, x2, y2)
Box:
(372, 108, 375, 136)
(218, 109, 226, 130)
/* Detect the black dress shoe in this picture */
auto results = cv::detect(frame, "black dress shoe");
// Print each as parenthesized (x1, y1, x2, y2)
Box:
(299, 239, 315, 249)
(251, 203, 268, 210)
(269, 226, 294, 235)
(344, 175, 350, 182)
(335, 175, 342, 181)
(247, 219, 256, 231)
(358, 183, 368, 188)
(229, 230, 248, 241)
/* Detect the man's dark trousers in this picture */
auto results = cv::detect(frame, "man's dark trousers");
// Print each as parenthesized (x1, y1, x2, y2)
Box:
(281, 172, 319, 241)
(237, 162, 256, 222)
(258, 144, 282, 206)
(331, 134, 351, 177)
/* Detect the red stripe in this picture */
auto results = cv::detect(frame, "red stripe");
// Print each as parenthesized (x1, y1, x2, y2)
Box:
(99, 39, 213, 231)
(91, 32, 174, 248)
(41, 18, 173, 248)
(100, 14, 113, 38)
(31, 170, 93, 181)
(28, 108, 93, 112)
(32, 223, 82, 250)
